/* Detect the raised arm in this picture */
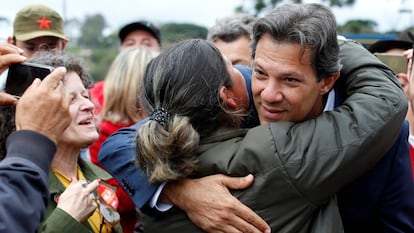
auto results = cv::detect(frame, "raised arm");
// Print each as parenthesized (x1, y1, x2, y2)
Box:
(0, 65, 70, 232)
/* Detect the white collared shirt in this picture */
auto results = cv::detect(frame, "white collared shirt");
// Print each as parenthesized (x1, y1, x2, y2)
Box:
(324, 89, 336, 112)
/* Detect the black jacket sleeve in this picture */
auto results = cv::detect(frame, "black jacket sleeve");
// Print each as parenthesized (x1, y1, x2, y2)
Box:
(0, 130, 56, 233)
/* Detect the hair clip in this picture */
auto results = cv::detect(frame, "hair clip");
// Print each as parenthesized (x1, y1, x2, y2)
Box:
(149, 107, 171, 127)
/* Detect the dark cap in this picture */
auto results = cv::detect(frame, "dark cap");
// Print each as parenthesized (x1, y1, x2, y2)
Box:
(13, 4, 67, 41)
(118, 20, 161, 45)
(368, 30, 414, 53)
(234, 65, 260, 128)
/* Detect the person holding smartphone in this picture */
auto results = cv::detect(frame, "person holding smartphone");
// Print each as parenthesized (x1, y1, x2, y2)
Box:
(0, 4, 68, 91)
(0, 51, 124, 233)
(0, 43, 72, 233)
(370, 31, 414, 178)
(368, 30, 413, 93)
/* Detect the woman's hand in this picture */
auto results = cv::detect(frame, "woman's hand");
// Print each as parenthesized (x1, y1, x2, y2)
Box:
(57, 177, 100, 223)
(0, 43, 26, 106)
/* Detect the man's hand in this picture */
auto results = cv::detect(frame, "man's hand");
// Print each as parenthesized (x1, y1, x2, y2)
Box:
(163, 174, 271, 233)
(0, 43, 26, 74)
(15, 67, 71, 144)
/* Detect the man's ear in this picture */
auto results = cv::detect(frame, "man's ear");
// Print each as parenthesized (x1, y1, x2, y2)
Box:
(62, 40, 68, 50)
(219, 86, 238, 109)
(320, 71, 340, 95)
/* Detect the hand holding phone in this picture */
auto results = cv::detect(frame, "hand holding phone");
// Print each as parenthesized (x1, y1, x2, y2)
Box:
(5, 62, 54, 97)
(374, 53, 409, 74)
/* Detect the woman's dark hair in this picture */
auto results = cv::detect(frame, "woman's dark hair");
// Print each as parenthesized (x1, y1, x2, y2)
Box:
(28, 51, 93, 88)
(136, 39, 239, 183)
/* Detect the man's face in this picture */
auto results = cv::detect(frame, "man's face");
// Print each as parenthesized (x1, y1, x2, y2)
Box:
(121, 30, 160, 50)
(252, 33, 332, 124)
(214, 35, 252, 67)
(14, 36, 66, 58)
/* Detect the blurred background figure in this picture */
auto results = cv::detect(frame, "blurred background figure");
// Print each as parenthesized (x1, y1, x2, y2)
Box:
(207, 13, 256, 66)
(87, 20, 161, 233)
(369, 30, 414, 54)
(0, 43, 71, 233)
(89, 47, 159, 164)
(7, 4, 68, 57)
(88, 47, 159, 233)
(119, 20, 161, 50)
(368, 29, 413, 89)
(0, 4, 68, 90)
(369, 30, 414, 173)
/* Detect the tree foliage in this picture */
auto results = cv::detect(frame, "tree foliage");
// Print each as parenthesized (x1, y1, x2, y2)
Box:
(69, 0, 392, 82)
(237, 0, 355, 16)
(338, 19, 378, 34)
(71, 14, 117, 81)
(78, 14, 107, 48)
(71, 17, 207, 81)
(159, 23, 208, 47)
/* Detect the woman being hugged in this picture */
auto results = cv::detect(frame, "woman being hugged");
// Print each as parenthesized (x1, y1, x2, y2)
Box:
(0, 51, 123, 233)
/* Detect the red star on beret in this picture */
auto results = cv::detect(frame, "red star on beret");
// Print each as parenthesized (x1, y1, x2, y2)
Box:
(37, 16, 52, 30)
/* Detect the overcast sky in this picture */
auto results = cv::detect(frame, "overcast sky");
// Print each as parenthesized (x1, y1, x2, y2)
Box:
(0, 0, 413, 41)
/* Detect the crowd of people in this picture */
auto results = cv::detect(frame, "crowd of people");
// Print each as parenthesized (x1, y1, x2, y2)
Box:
(0, 2, 413, 233)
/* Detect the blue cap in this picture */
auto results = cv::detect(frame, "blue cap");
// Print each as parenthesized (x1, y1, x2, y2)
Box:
(233, 65, 259, 127)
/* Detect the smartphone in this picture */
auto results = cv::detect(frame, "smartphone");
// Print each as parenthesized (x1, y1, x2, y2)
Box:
(374, 53, 409, 74)
(5, 62, 54, 97)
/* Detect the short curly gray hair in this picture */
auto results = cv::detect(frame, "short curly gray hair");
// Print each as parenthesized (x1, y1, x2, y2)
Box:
(28, 50, 93, 88)
(207, 13, 257, 43)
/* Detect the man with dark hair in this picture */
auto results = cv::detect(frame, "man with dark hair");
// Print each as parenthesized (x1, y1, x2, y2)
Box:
(118, 20, 161, 50)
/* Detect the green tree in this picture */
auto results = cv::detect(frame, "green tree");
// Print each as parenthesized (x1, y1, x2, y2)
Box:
(237, 0, 356, 16)
(64, 18, 81, 44)
(338, 19, 378, 34)
(71, 14, 119, 81)
(159, 23, 208, 47)
(88, 46, 118, 82)
(74, 13, 120, 81)
(78, 14, 107, 48)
